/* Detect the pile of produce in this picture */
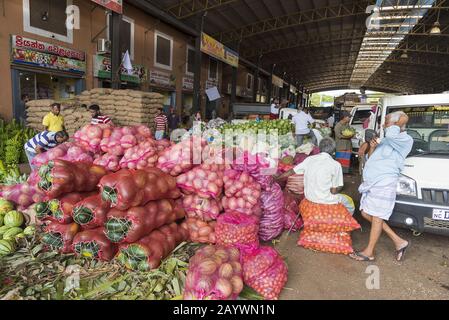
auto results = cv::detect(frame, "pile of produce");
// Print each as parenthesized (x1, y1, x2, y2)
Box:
(298, 199, 360, 254)
(0, 198, 35, 257)
(35, 192, 94, 223)
(183, 245, 243, 300)
(32, 142, 93, 167)
(0, 181, 45, 210)
(181, 217, 217, 244)
(341, 127, 356, 138)
(219, 119, 294, 136)
(176, 163, 226, 199)
(0, 120, 36, 183)
(182, 195, 222, 221)
(215, 211, 259, 248)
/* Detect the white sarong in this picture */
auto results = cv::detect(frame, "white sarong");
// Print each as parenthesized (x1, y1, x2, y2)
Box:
(359, 180, 397, 221)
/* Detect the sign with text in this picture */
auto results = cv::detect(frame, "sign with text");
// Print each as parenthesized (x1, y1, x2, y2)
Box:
(201, 33, 239, 68)
(149, 70, 176, 89)
(93, 55, 146, 83)
(182, 77, 194, 91)
(272, 75, 284, 88)
(11, 35, 86, 73)
(91, 0, 123, 14)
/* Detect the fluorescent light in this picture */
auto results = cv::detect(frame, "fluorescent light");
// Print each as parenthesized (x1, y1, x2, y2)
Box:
(430, 21, 441, 34)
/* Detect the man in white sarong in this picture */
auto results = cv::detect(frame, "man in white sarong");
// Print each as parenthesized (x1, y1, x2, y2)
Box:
(350, 111, 413, 262)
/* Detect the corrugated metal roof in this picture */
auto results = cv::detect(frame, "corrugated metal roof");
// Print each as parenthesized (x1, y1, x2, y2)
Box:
(147, 0, 449, 93)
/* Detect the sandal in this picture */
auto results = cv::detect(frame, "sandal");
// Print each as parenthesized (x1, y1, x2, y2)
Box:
(349, 251, 375, 262)
(396, 241, 410, 262)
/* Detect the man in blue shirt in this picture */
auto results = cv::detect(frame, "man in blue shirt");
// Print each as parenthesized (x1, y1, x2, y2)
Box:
(350, 111, 413, 262)
(24, 131, 68, 170)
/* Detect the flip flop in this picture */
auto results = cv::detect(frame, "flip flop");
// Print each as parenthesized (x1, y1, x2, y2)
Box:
(396, 242, 410, 262)
(349, 251, 375, 262)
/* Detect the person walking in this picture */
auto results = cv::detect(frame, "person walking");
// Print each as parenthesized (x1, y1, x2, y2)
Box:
(42, 103, 65, 132)
(350, 112, 412, 262)
(154, 108, 168, 140)
(334, 111, 353, 174)
(292, 107, 317, 146)
(88, 104, 112, 125)
(168, 107, 180, 132)
(24, 131, 69, 170)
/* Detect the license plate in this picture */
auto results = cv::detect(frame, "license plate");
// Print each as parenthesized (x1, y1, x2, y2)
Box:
(432, 209, 449, 221)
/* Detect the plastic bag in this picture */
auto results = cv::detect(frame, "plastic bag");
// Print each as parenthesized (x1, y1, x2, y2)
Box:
(259, 183, 285, 241)
(0, 182, 45, 210)
(72, 194, 110, 229)
(37, 160, 108, 199)
(176, 163, 226, 199)
(181, 217, 217, 244)
(215, 211, 259, 247)
(119, 139, 159, 170)
(41, 221, 79, 253)
(104, 199, 185, 243)
(182, 195, 222, 221)
(240, 245, 288, 300)
(183, 245, 243, 300)
(298, 230, 354, 255)
(72, 228, 118, 261)
(99, 168, 181, 210)
(221, 169, 262, 216)
(93, 153, 121, 172)
(299, 199, 361, 232)
(116, 222, 189, 271)
(283, 190, 304, 232)
(156, 137, 207, 176)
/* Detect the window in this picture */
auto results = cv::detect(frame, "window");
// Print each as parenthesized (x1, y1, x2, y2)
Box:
(107, 15, 135, 60)
(352, 109, 372, 125)
(186, 46, 195, 75)
(209, 58, 218, 80)
(246, 74, 253, 91)
(155, 31, 173, 70)
(23, 0, 73, 43)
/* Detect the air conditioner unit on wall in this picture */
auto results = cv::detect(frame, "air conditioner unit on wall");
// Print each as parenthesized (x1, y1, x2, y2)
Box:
(97, 39, 111, 54)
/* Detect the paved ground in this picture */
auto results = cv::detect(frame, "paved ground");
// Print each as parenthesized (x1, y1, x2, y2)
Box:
(276, 173, 449, 300)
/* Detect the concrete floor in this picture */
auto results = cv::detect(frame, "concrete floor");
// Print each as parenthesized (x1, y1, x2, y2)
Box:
(276, 174, 449, 300)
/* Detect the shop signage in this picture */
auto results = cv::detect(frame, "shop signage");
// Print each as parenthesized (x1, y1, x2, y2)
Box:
(93, 55, 147, 83)
(91, 0, 123, 14)
(272, 75, 284, 88)
(149, 70, 176, 89)
(11, 35, 86, 73)
(201, 33, 239, 68)
(182, 77, 194, 91)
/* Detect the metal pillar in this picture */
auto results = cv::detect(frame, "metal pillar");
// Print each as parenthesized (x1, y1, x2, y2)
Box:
(252, 55, 261, 103)
(192, 14, 205, 114)
(230, 66, 237, 112)
(110, 12, 122, 90)
(267, 64, 275, 104)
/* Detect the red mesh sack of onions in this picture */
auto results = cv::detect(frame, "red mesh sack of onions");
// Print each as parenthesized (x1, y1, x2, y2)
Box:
(283, 190, 304, 232)
(32, 142, 94, 167)
(182, 195, 222, 221)
(74, 124, 112, 154)
(176, 163, 226, 199)
(156, 137, 207, 176)
(221, 169, 262, 216)
(181, 217, 217, 244)
(183, 245, 244, 300)
(259, 183, 285, 241)
(232, 151, 275, 190)
(0, 182, 45, 210)
(100, 126, 139, 156)
(298, 230, 354, 255)
(119, 139, 159, 170)
(240, 245, 288, 300)
(93, 153, 121, 172)
(215, 211, 259, 247)
(72, 228, 118, 261)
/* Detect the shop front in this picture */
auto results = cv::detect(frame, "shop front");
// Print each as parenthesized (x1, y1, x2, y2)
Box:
(93, 54, 147, 90)
(10, 35, 86, 121)
(149, 70, 176, 112)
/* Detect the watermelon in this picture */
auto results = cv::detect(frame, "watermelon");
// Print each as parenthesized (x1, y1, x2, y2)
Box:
(0, 225, 10, 237)
(35, 202, 50, 219)
(0, 214, 3, 227)
(0, 239, 16, 256)
(3, 211, 24, 227)
(0, 199, 14, 215)
(3, 227, 23, 240)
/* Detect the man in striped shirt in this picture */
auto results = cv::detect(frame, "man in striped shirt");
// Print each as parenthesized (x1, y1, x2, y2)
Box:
(154, 108, 168, 140)
(24, 131, 69, 170)
(88, 105, 112, 125)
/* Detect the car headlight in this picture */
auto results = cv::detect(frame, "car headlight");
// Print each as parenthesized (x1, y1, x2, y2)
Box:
(397, 175, 417, 197)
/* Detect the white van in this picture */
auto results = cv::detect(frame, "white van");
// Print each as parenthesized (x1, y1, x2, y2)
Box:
(352, 94, 449, 236)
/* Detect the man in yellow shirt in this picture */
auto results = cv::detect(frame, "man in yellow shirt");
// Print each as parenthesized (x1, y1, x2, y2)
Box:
(42, 103, 65, 132)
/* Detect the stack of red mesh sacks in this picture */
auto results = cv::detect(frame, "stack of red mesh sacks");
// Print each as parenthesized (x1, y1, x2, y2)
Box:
(177, 144, 228, 245)
(298, 199, 361, 254)
(98, 167, 188, 270)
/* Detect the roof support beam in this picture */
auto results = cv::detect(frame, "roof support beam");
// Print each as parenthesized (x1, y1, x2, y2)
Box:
(166, 0, 238, 19)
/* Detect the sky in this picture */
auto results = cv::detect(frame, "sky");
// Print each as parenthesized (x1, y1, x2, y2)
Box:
(317, 89, 383, 97)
